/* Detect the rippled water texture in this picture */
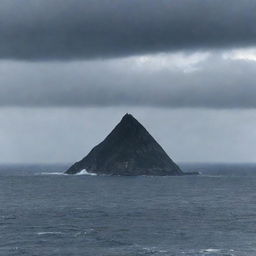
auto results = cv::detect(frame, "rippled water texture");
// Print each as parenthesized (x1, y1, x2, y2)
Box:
(1, 164, 256, 256)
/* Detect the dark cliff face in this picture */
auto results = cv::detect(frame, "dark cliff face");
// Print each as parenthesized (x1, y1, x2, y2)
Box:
(66, 114, 183, 175)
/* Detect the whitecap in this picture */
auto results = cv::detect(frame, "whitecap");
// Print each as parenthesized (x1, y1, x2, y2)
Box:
(76, 169, 97, 176)
(40, 172, 67, 175)
(74, 231, 87, 237)
(200, 248, 222, 254)
(204, 249, 220, 252)
(37, 231, 63, 235)
(142, 247, 168, 254)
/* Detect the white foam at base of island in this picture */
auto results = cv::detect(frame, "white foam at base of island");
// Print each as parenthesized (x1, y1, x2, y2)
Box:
(76, 169, 97, 176)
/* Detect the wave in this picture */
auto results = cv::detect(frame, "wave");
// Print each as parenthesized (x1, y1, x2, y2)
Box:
(37, 231, 63, 236)
(76, 169, 97, 176)
(40, 172, 67, 175)
(40, 169, 97, 176)
(142, 247, 168, 254)
(199, 248, 235, 255)
(201, 248, 221, 253)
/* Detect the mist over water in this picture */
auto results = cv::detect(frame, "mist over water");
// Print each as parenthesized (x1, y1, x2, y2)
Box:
(1, 163, 256, 256)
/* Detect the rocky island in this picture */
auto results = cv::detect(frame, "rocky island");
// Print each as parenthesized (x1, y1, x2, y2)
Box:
(66, 114, 196, 176)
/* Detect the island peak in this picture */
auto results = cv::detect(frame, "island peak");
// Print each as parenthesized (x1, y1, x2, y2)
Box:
(66, 114, 184, 176)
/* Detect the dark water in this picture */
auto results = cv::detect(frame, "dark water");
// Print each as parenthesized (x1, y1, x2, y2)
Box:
(1, 163, 256, 256)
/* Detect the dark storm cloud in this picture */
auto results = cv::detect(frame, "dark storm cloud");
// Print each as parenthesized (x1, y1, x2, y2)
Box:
(1, 54, 256, 108)
(0, 0, 256, 60)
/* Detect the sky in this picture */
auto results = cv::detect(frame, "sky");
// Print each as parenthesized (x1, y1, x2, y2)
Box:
(1, 0, 256, 164)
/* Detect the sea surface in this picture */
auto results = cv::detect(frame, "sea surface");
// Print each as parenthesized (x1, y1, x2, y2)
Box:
(1, 163, 256, 256)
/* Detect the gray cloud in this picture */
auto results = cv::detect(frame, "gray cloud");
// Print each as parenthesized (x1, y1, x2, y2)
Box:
(0, 53, 256, 108)
(0, 0, 256, 60)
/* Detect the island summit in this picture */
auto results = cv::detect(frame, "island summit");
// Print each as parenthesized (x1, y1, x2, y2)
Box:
(66, 114, 197, 176)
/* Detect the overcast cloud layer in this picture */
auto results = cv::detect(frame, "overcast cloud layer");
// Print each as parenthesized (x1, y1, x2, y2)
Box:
(0, 0, 256, 60)
(1, 51, 256, 108)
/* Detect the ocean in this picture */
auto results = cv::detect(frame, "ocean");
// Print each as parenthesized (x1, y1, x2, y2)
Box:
(1, 163, 256, 256)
